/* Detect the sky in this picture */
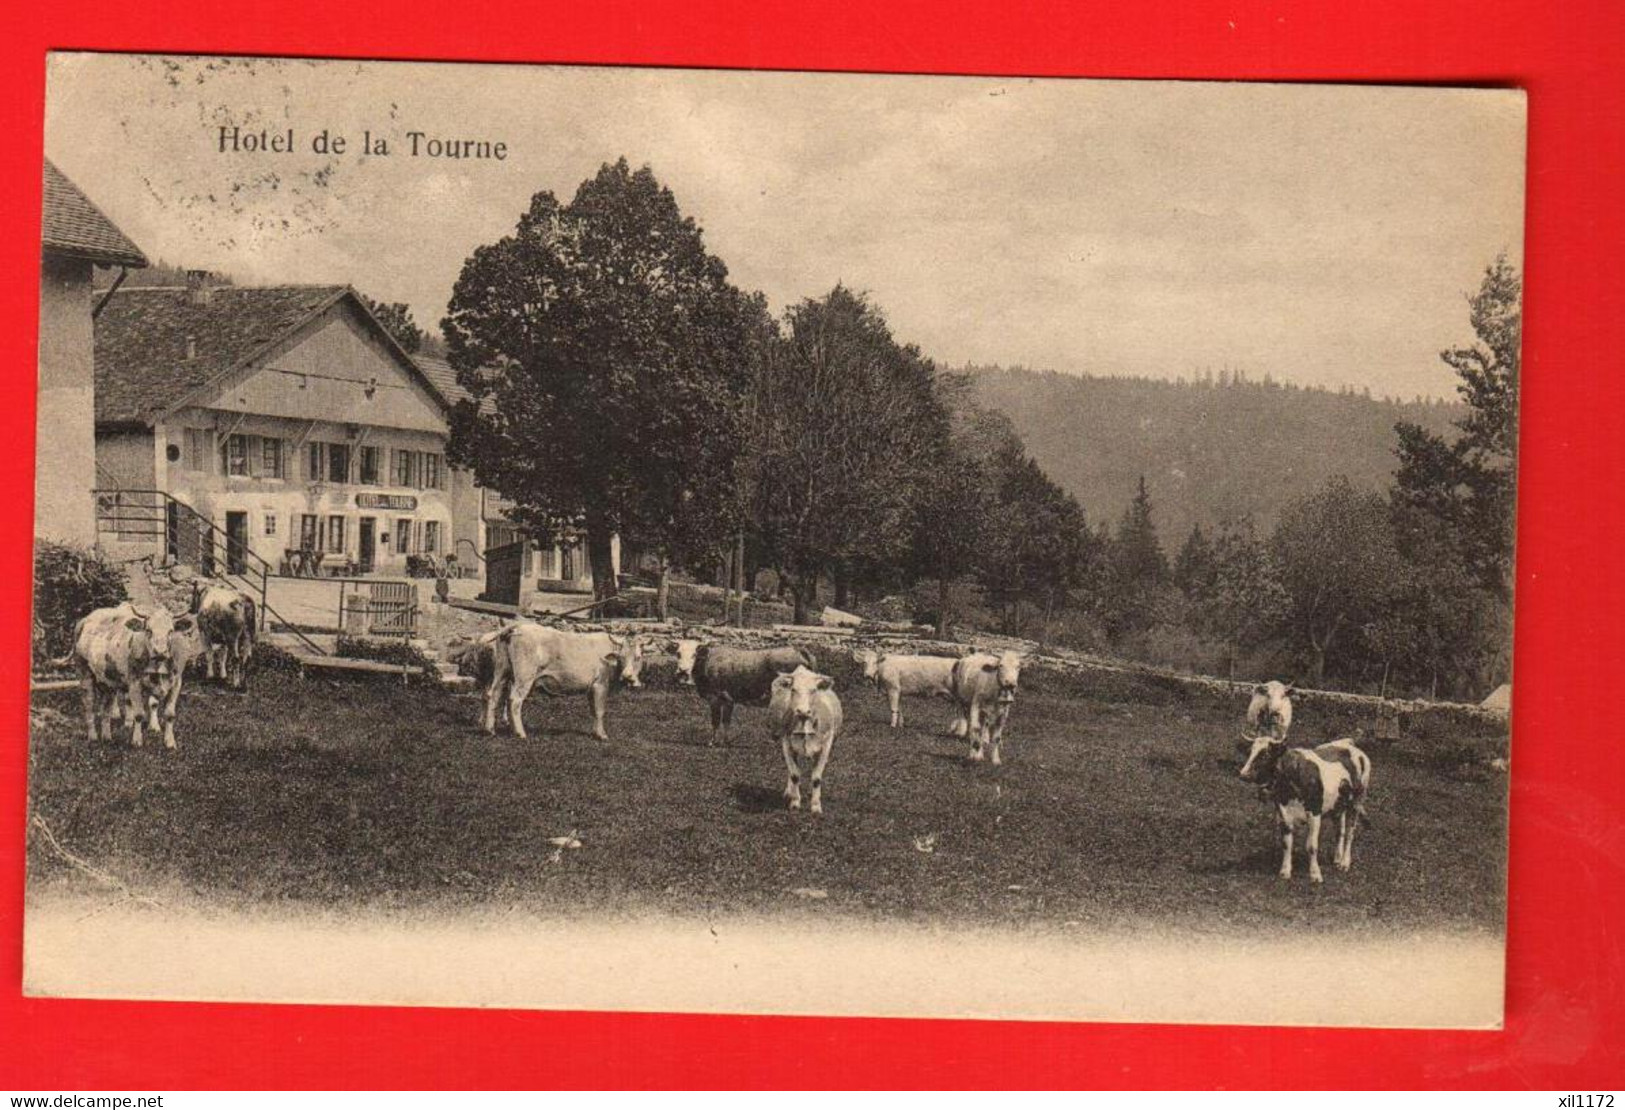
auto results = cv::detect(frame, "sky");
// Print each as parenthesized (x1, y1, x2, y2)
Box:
(45, 54, 1526, 399)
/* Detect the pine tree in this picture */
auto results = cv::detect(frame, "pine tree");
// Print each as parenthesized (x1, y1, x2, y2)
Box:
(1114, 476, 1168, 587)
(1172, 524, 1218, 599)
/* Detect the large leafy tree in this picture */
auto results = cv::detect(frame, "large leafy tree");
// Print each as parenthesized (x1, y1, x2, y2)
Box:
(902, 383, 1024, 637)
(1272, 476, 1401, 684)
(1196, 517, 1289, 680)
(749, 286, 949, 624)
(979, 452, 1095, 640)
(1393, 255, 1521, 600)
(442, 159, 761, 601)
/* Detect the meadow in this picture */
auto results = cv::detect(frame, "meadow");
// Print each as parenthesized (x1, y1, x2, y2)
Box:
(25, 655, 1509, 937)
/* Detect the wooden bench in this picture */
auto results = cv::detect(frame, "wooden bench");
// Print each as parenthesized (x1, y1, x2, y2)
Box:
(286, 652, 422, 684)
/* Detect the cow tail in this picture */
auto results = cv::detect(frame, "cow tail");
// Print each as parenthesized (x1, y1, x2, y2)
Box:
(797, 646, 816, 670)
(51, 616, 89, 668)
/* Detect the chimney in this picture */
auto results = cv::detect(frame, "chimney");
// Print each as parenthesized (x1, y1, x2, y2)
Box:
(185, 269, 213, 306)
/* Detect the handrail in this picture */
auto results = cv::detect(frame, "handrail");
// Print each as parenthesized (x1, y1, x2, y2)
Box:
(93, 487, 274, 638)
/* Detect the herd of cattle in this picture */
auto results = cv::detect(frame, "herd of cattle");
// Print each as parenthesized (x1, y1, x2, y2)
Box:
(55, 585, 1373, 880)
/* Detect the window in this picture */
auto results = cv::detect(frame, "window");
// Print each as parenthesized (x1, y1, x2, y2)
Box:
(424, 453, 443, 490)
(223, 434, 249, 477)
(262, 438, 284, 479)
(328, 443, 351, 484)
(396, 518, 413, 554)
(327, 515, 346, 554)
(265, 514, 278, 537)
(308, 442, 325, 481)
(299, 514, 320, 550)
(423, 521, 440, 554)
(537, 546, 557, 578)
(358, 445, 379, 485)
(393, 448, 411, 487)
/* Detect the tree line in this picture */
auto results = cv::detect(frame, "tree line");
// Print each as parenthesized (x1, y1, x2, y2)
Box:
(439, 158, 1517, 701)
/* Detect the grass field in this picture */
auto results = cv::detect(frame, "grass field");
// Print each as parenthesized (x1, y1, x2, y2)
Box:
(25, 657, 1508, 937)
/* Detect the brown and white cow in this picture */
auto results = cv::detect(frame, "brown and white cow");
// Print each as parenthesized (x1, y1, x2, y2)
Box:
(852, 648, 958, 729)
(445, 625, 510, 725)
(190, 580, 257, 690)
(485, 624, 646, 740)
(768, 664, 843, 814)
(1246, 680, 1296, 739)
(72, 602, 197, 749)
(949, 650, 1024, 764)
(691, 643, 816, 744)
(1239, 735, 1372, 882)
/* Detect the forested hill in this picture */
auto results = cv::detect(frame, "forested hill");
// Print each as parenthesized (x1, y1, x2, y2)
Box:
(968, 366, 1464, 544)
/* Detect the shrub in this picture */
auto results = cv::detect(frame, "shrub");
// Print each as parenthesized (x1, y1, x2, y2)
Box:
(32, 540, 127, 670)
(252, 641, 305, 675)
(333, 635, 442, 687)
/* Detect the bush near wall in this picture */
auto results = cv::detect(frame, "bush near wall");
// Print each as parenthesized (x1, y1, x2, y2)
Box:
(31, 540, 127, 671)
(332, 635, 443, 687)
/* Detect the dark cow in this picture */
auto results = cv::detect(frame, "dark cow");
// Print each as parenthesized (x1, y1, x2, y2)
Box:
(1239, 735, 1372, 882)
(444, 626, 509, 725)
(72, 602, 197, 749)
(691, 643, 816, 744)
(190, 580, 257, 690)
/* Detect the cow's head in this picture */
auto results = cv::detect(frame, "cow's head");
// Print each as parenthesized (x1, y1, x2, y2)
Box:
(980, 650, 1023, 704)
(1238, 734, 1286, 783)
(125, 607, 194, 685)
(1253, 680, 1295, 704)
(674, 639, 703, 685)
(774, 665, 833, 737)
(606, 634, 646, 688)
(851, 648, 882, 682)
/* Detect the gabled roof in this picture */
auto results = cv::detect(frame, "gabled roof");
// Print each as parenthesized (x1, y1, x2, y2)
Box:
(413, 355, 473, 407)
(42, 160, 148, 268)
(94, 284, 449, 426)
(415, 354, 498, 416)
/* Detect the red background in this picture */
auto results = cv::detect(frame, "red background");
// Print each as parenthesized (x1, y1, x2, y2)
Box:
(1, 0, 1621, 1089)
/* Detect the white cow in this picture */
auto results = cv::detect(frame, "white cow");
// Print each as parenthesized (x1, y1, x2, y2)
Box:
(851, 648, 958, 728)
(72, 602, 197, 749)
(674, 638, 706, 686)
(768, 665, 843, 814)
(1246, 680, 1296, 739)
(485, 624, 645, 740)
(948, 650, 1024, 764)
(1239, 735, 1372, 882)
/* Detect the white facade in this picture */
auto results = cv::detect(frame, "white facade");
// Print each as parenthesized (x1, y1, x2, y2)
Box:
(99, 300, 457, 576)
(96, 291, 616, 592)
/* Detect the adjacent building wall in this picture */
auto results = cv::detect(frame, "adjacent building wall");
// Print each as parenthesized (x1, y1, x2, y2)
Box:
(35, 255, 98, 545)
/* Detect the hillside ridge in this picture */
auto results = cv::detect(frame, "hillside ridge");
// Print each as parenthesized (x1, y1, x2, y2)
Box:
(967, 365, 1463, 543)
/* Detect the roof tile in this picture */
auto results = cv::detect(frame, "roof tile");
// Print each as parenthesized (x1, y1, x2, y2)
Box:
(94, 285, 349, 424)
(42, 160, 148, 268)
